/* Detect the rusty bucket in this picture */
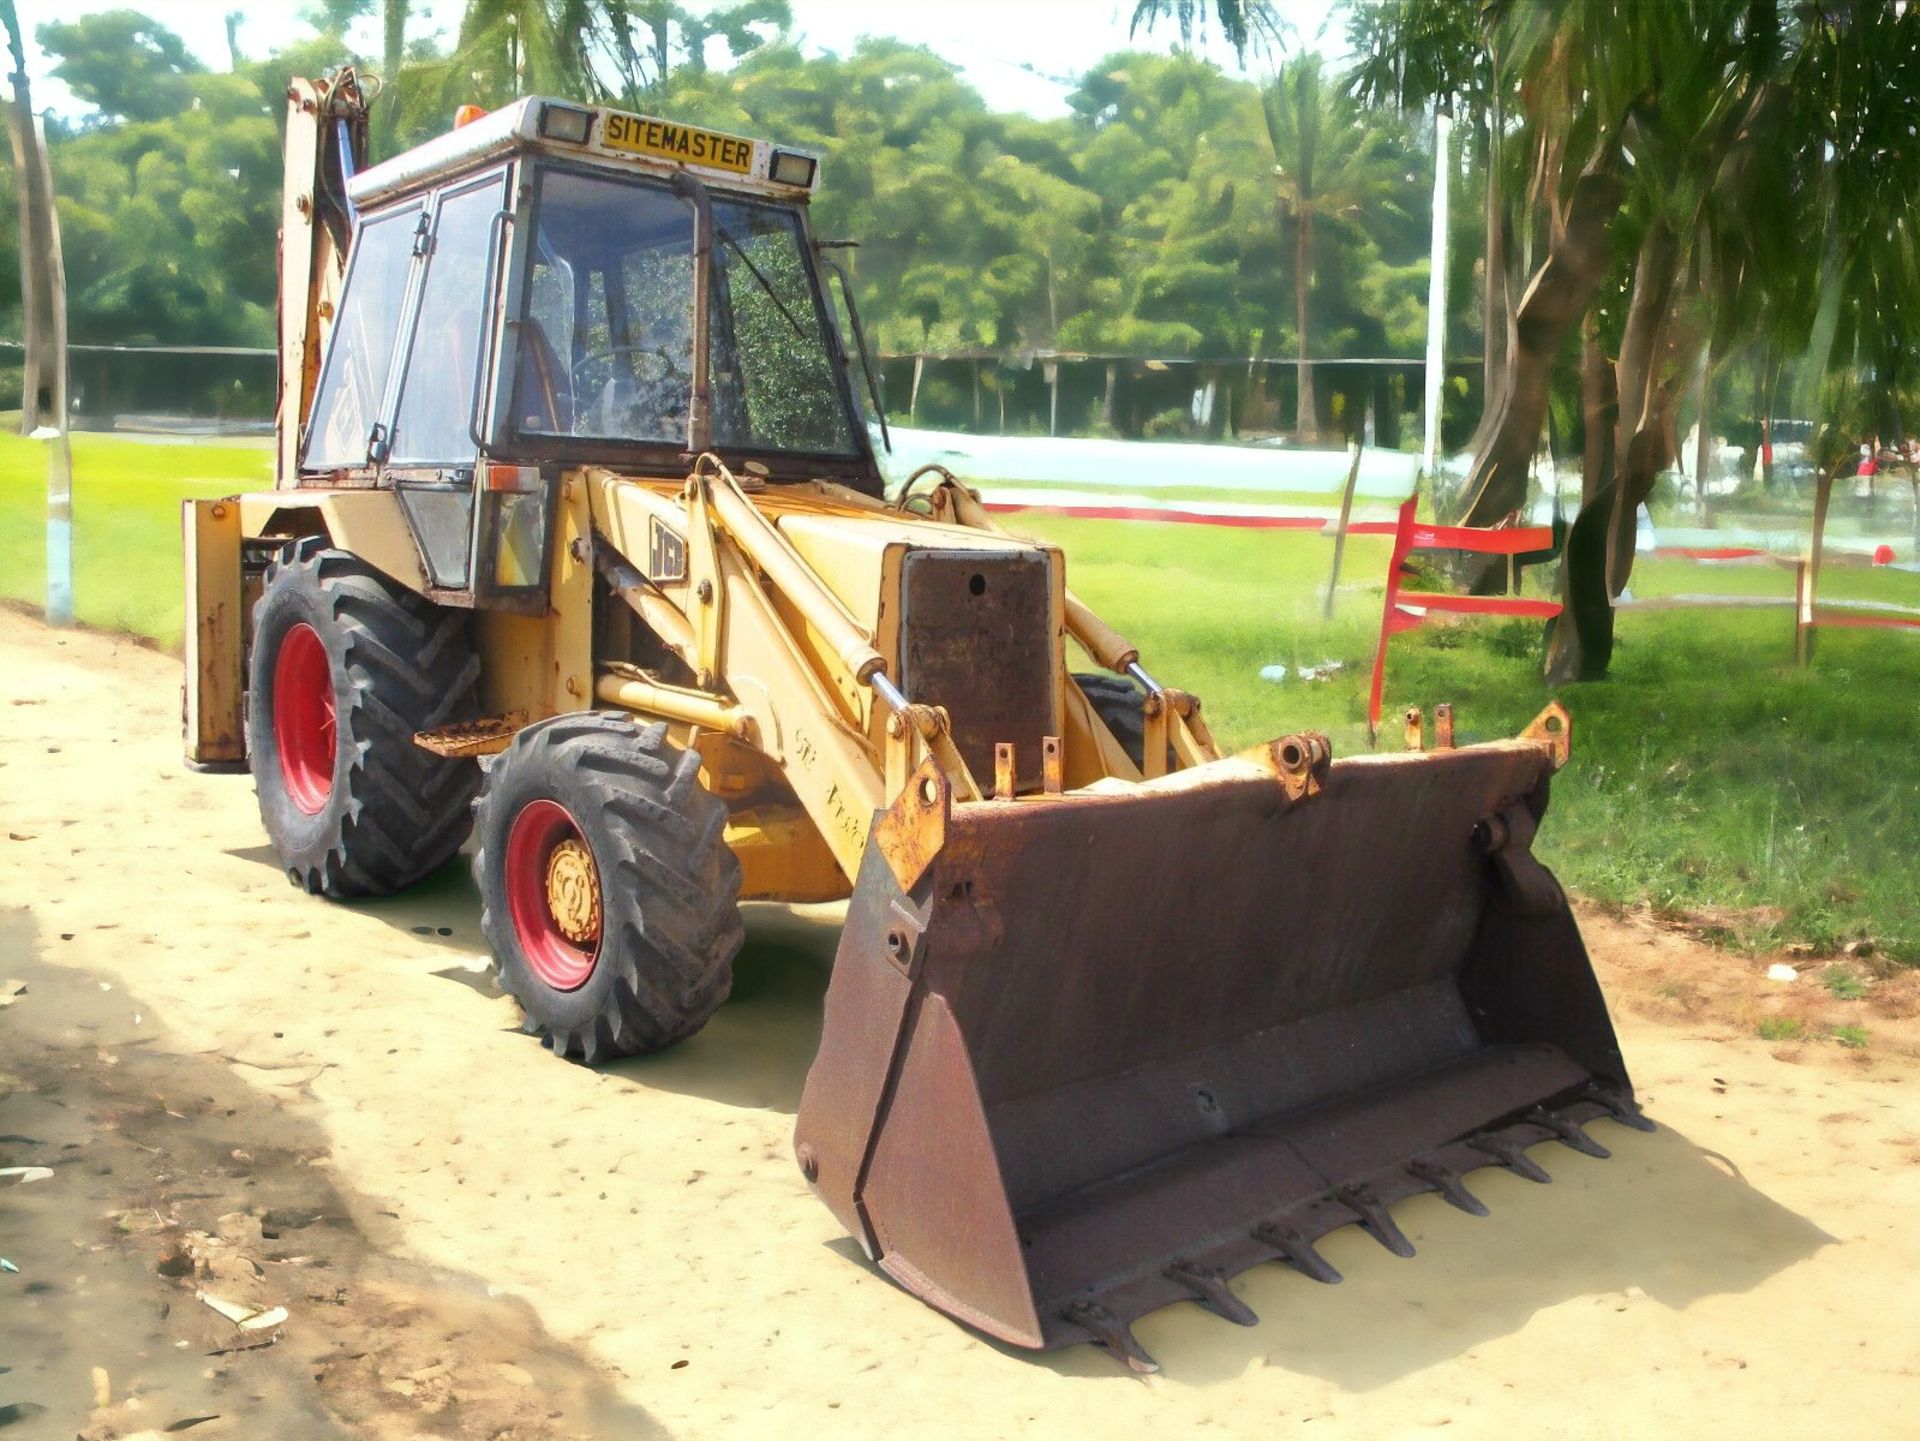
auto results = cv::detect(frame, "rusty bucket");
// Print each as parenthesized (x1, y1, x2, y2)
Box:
(792, 708, 1649, 1369)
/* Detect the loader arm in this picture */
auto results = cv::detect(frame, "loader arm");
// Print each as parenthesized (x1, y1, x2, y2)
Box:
(277, 69, 370, 487)
(588, 457, 983, 885)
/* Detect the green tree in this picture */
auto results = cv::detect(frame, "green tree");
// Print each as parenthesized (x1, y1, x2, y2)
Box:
(24, 15, 280, 352)
(1059, 51, 1279, 362)
(1398, 0, 1920, 681)
(1262, 53, 1405, 439)
(36, 11, 203, 122)
(1346, 0, 1505, 431)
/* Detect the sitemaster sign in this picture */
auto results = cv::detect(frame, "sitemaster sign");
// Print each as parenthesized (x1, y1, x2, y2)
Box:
(601, 113, 754, 175)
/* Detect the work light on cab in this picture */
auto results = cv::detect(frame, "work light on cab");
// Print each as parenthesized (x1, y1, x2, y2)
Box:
(769, 150, 817, 188)
(537, 101, 592, 145)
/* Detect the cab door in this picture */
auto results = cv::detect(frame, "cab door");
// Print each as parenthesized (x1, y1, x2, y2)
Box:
(381, 167, 516, 601)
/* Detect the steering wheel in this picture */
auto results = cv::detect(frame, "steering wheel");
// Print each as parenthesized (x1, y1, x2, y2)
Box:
(570, 344, 681, 390)
(568, 345, 686, 438)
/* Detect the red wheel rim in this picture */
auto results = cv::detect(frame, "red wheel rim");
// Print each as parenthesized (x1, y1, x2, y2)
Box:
(504, 798, 602, 990)
(273, 622, 336, 815)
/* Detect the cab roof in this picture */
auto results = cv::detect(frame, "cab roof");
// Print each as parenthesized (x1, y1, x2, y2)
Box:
(346, 95, 823, 209)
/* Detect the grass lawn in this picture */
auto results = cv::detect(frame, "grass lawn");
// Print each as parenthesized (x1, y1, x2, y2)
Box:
(1006, 513, 1920, 964)
(0, 431, 272, 649)
(4, 431, 1916, 963)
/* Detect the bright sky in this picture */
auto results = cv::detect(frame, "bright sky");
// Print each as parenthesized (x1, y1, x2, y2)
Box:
(19, 0, 1351, 119)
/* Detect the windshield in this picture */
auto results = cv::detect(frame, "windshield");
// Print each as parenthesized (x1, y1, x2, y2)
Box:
(512, 166, 858, 457)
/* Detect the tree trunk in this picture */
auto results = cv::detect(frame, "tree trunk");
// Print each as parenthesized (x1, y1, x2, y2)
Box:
(1606, 224, 1680, 594)
(1455, 157, 1624, 527)
(650, 17, 671, 87)
(1422, 104, 1453, 475)
(1758, 347, 1777, 488)
(1545, 293, 1698, 683)
(1609, 379, 1687, 596)
(1580, 312, 1616, 503)
(1295, 207, 1317, 442)
(6, 74, 57, 434)
(1479, 113, 1509, 433)
(379, 0, 408, 156)
(1691, 348, 1713, 521)
(1101, 360, 1117, 430)
(1543, 479, 1619, 684)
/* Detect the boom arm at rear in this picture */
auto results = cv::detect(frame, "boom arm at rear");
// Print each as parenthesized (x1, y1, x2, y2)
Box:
(276, 69, 371, 487)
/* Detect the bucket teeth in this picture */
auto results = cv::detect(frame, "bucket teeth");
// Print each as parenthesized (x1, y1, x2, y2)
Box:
(1064, 1301, 1159, 1374)
(1469, 1132, 1553, 1184)
(1338, 1186, 1416, 1257)
(1252, 1221, 1343, 1285)
(1164, 1262, 1258, 1326)
(1583, 1083, 1657, 1132)
(1530, 1107, 1610, 1158)
(1406, 1160, 1490, 1217)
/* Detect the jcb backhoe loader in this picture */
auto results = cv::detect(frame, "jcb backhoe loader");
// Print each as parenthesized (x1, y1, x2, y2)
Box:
(181, 70, 1651, 1370)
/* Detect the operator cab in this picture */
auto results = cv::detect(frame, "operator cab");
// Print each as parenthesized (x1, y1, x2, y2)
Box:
(299, 98, 885, 608)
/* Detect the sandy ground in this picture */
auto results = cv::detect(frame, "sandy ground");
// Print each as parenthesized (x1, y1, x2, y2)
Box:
(1, 606, 1916, 1440)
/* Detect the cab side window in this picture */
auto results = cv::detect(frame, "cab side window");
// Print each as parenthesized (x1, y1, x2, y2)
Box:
(302, 203, 420, 470)
(389, 175, 509, 464)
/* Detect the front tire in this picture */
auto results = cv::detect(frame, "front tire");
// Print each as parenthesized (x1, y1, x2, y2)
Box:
(475, 713, 744, 1062)
(247, 537, 482, 898)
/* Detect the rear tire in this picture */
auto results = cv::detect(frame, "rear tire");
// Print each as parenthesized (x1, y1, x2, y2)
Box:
(247, 537, 482, 898)
(1073, 672, 1162, 772)
(474, 713, 745, 1062)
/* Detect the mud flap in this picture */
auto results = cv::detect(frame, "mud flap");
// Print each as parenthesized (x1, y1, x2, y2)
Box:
(794, 725, 1649, 1368)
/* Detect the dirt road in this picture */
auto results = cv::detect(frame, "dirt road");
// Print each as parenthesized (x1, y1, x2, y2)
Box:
(2, 608, 1916, 1439)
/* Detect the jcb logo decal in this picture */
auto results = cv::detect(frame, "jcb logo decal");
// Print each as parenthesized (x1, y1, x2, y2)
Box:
(648, 516, 687, 584)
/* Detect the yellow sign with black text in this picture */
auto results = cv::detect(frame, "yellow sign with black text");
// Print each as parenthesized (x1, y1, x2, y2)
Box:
(601, 112, 755, 175)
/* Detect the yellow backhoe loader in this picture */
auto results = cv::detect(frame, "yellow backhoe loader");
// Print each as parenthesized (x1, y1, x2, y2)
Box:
(181, 70, 1651, 1370)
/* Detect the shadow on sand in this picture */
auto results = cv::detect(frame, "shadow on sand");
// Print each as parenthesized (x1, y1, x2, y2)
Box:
(232, 833, 840, 1089)
(979, 1114, 1835, 1385)
(810, 1105, 1833, 1388)
(219, 855, 1833, 1391)
(227, 843, 492, 967)
(595, 903, 842, 1112)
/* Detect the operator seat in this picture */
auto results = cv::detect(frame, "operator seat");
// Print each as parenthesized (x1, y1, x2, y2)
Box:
(516, 319, 573, 434)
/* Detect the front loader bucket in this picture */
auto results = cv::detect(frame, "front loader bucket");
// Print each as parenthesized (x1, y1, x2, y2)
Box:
(793, 712, 1649, 1369)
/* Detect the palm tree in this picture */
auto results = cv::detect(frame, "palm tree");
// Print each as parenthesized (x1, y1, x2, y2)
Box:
(1262, 53, 1402, 440)
(1345, 0, 1502, 436)
(1415, 0, 1920, 683)
(376, 0, 407, 157)
(1128, 0, 1286, 66)
(388, 2, 793, 145)
(392, 0, 598, 142)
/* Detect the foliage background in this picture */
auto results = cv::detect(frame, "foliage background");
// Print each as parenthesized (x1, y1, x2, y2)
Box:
(0, 4, 1462, 432)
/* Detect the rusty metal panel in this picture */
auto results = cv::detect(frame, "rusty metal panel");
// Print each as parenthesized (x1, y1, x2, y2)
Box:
(795, 739, 1648, 1371)
(899, 548, 1055, 792)
(182, 498, 246, 767)
(412, 711, 526, 757)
